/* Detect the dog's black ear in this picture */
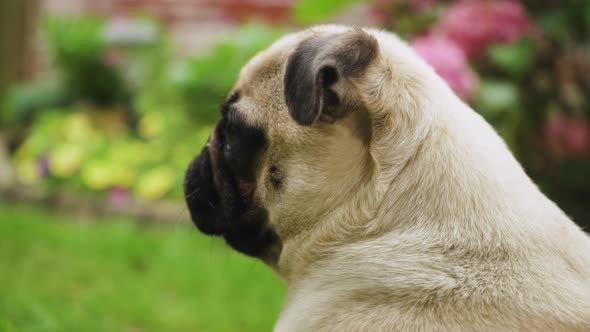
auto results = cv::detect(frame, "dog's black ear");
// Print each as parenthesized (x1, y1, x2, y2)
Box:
(284, 28, 378, 126)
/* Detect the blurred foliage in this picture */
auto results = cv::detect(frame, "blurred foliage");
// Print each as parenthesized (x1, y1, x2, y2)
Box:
(377, 1, 444, 38)
(44, 16, 129, 107)
(13, 106, 211, 201)
(173, 23, 284, 123)
(3, 2, 589, 222)
(293, 0, 365, 24)
(488, 38, 536, 79)
(6, 19, 282, 203)
(1, 79, 69, 126)
(510, 1, 589, 223)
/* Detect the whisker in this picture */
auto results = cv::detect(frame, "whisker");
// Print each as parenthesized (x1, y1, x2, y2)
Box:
(179, 187, 201, 226)
(184, 187, 201, 200)
(173, 205, 189, 226)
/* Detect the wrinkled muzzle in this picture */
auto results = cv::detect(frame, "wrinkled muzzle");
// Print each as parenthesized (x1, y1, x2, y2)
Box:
(183, 141, 225, 235)
(183, 122, 280, 261)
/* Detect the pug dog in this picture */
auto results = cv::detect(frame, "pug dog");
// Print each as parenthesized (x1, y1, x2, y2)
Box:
(184, 25, 590, 331)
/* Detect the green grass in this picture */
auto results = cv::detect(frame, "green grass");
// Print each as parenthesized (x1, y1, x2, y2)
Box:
(0, 203, 285, 332)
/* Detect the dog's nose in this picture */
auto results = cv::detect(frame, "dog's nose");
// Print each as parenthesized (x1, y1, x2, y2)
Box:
(184, 146, 225, 235)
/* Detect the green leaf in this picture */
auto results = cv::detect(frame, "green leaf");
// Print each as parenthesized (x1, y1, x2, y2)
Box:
(488, 38, 535, 79)
(476, 80, 520, 115)
(2, 79, 70, 125)
(537, 11, 569, 41)
(292, 0, 366, 25)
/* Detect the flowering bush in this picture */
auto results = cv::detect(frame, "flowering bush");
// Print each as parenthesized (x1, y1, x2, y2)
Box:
(411, 34, 478, 99)
(43, 16, 130, 107)
(12, 106, 212, 201)
(4, 2, 589, 223)
(438, 0, 531, 58)
(6, 20, 281, 203)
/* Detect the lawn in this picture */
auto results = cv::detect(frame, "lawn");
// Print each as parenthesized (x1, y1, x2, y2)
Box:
(0, 203, 285, 332)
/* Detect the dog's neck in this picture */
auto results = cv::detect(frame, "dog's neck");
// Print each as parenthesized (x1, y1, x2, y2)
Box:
(275, 45, 438, 281)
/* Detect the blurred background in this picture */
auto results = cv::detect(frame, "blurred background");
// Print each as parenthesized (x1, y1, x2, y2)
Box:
(0, 0, 588, 331)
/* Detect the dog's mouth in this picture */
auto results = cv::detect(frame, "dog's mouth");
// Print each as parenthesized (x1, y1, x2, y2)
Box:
(183, 121, 281, 261)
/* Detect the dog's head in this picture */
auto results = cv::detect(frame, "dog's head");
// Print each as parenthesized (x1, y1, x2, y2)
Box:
(184, 26, 415, 270)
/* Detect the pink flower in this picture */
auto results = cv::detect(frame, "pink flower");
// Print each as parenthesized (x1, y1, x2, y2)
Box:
(412, 34, 478, 100)
(37, 155, 50, 177)
(564, 118, 589, 155)
(438, 0, 531, 58)
(544, 113, 589, 157)
(109, 186, 131, 206)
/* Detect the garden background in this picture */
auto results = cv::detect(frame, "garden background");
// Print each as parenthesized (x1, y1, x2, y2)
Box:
(1, 0, 589, 331)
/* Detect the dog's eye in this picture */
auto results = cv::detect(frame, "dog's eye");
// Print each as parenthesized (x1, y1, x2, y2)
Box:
(269, 165, 282, 189)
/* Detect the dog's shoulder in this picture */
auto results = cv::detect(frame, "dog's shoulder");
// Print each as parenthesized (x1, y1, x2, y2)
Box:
(276, 227, 590, 331)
